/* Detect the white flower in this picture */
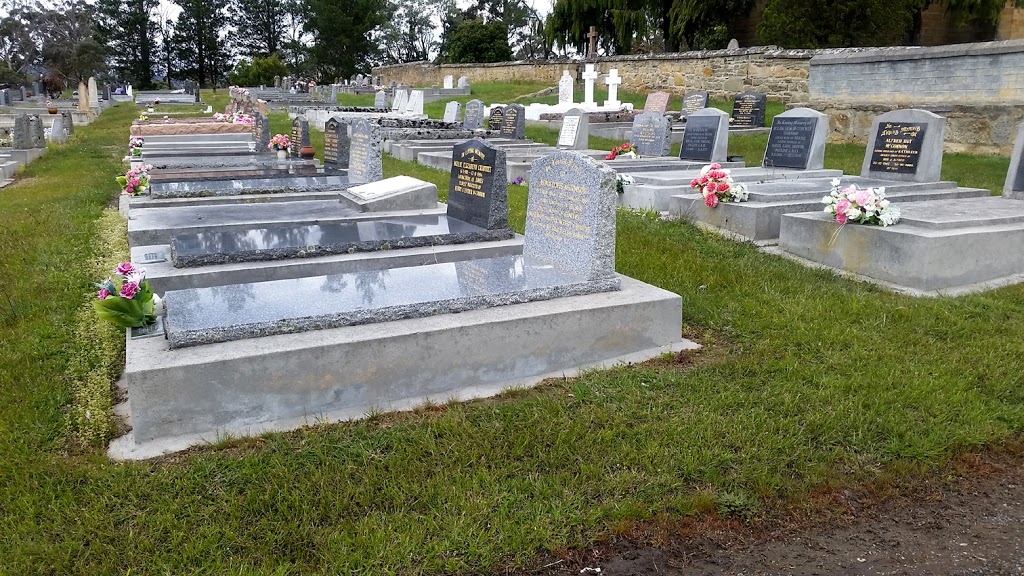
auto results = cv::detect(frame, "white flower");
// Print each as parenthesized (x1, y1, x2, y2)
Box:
(831, 177, 841, 187)
(823, 206, 833, 213)
(847, 207, 862, 219)
(700, 164, 712, 176)
(821, 195, 834, 204)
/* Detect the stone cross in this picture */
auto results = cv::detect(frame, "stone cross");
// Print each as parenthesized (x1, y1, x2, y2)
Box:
(603, 69, 621, 108)
(581, 64, 599, 107)
(587, 26, 598, 58)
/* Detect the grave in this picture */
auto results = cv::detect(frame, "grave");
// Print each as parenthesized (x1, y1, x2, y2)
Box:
(582, 64, 599, 106)
(557, 108, 589, 150)
(603, 69, 622, 108)
(680, 91, 709, 118)
(405, 90, 424, 115)
(457, 76, 469, 89)
(488, 106, 504, 131)
(50, 116, 67, 143)
(345, 119, 383, 185)
(147, 169, 350, 199)
(731, 91, 766, 128)
(677, 108, 729, 163)
(630, 112, 671, 157)
(500, 104, 526, 139)
(644, 91, 671, 114)
(762, 107, 827, 170)
(559, 71, 574, 104)
(374, 91, 387, 109)
(391, 89, 408, 113)
(443, 75, 454, 89)
(861, 109, 945, 183)
(88, 77, 99, 108)
(443, 101, 462, 124)
(112, 150, 687, 458)
(323, 116, 349, 170)
(464, 99, 484, 130)
(289, 117, 309, 158)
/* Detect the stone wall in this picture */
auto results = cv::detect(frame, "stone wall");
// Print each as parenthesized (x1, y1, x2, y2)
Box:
(373, 47, 814, 103)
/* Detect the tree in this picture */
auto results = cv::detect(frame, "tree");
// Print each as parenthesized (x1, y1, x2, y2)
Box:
(227, 53, 288, 85)
(33, 1, 105, 88)
(0, 10, 39, 81)
(667, 0, 755, 50)
(229, 0, 286, 58)
(377, 0, 437, 64)
(173, 0, 230, 88)
(545, 0, 656, 56)
(280, 0, 312, 74)
(445, 18, 512, 63)
(94, 0, 158, 88)
(304, 0, 389, 80)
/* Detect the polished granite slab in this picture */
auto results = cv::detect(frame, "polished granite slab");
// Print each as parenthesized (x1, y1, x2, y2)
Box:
(149, 165, 327, 182)
(150, 175, 351, 198)
(164, 255, 620, 348)
(169, 215, 515, 267)
(740, 177, 956, 203)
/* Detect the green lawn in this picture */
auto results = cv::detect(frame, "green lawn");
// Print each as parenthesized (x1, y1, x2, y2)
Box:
(2, 93, 1022, 573)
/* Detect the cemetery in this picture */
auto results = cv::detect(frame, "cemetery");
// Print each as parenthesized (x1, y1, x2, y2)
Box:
(4, 7, 1024, 570)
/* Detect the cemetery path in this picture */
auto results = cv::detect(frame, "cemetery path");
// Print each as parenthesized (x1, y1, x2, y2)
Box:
(533, 453, 1023, 576)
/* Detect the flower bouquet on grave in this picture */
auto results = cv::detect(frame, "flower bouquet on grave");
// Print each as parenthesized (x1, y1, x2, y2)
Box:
(94, 262, 157, 328)
(212, 112, 229, 122)
(822, 178, 900, 226)
(605, 142, 637, 160)
(232, 113, 255, 125)
(128, 136, 144, 157)
(269, 134, 291, 152)
(690, 163, 748, 208)
(117, 164, 152, 196)
(615, 174, 635, 194)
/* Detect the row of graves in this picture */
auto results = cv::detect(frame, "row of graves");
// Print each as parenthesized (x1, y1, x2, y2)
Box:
(134, 84, 201, 106)
(109, 106, 692, 459)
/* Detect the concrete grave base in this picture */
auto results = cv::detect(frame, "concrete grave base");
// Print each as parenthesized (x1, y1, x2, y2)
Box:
(777, 196, 1024, 294)
(120, 190, 344, 215)
(109, 275, 691, 459)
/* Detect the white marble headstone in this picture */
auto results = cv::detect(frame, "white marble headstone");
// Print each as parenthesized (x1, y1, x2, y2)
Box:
(443, 75, 454, 89)
(405, 90, 424, 115)
(558, 71, 574, 105)
(443, 101, 462, 124)
(603, 69, 621, 108)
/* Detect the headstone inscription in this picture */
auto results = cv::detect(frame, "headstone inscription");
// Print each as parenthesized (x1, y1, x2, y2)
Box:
(464, 99, 484, 130)
(324, 116, 350, 170)
(1005, 122, 1024, 199)
(289, 117, 309, 158)
(557, 108, 589, 150)
(11, 115, 30, 149)
(457, 76, 470, 89)
(443, 101, 462, 124)
(524, 151, 617, 282)
(488, 106, 505, 132)
(643, 91, 671, 114)
(374, 90, 387, 109)
(730, 91, 766, 127)
(680, 91, 709, 118)
(500, 104, 525, 139)
(861, 109, 945, 183)
(678, 108, 728, 163)
(449, 138, 508, 230)
(347, 119, 383, 184)
(558, 70, 575, 105)
(762, 107, 827, 170)
(630, 112, 670, 157)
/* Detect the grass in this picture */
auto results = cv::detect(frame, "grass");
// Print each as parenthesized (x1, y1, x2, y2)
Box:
(1, 88, 1022, 573)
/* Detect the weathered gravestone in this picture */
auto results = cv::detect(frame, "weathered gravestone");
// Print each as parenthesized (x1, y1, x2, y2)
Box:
(464, 99, 484, 130)
(405, 90, 424, 115)
(50, 116, 67, 143)
(33, 80, 44, 97)
(374, 90, 387, 109)
(88, 77, 99, 108)
(680, 91, 709, 118)
(558, 71, 574, 104)
(557, 108, 589, 150)
(443, 75, 454, 89)
(324, 116, 350, 170)
(20, 86, 27, 100)
(731, 91, 767, 127)
(488, 106, 505, 132)
(630, 112, 671, 157)
(457, 76, 470, 89)
(77, 82, 89, 112)
(11, 86, 22, 101)
(391, 89, 408, 113)
(28, 115, 45, 148)
(678, 108, 729, 163)
(443, 101, 462, 124)
(0, 89, 9, 106)
(103, 85, 111, 100)
(11, 115, 30, 149)
(861, 109, 945, 183)
(60, 111, 74, 135)
(289, 117, 309, 158)
(1005, 122, 1024, 200)
(500, 104, 525, 139)
(449, 138, 509, 230)
(643, 91, 671, 114)
(346, 119, 383, 184)
(255, 112, 270, 150)
(762, 108, 827, 170)
(525, 151, 617, 281)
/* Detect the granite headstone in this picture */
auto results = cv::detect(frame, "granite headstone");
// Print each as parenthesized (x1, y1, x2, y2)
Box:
(630, 112, 671, 157)
(500, 104, 525, 139)
(557, 108, 589, 150)
(861, 109, 946, 183)
(680, 91, 710, 118)
(347, 119, 383, 184)
(0, 89, 9, 106)
(731, 91, 766, 128)
(11, 115, 30, 149)
(289, 117, 309, 158)
(448, 138, 509, 230)
(443, 101, 462, 124)
(27, 115, 45, 148)
(762, 107, 827, 170)
(488, 106, 505, 132)
(374, 90, 387, 109)
(60, 110, 74, 135)
(678, 108, 729, 163)
(324, 116, 350, 170)
(464, 99, 484, 130)
(643, 91, 671, 114)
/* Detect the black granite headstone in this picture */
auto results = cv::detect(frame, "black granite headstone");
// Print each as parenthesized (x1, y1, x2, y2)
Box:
(500, 104, 525, 139)
(324, 117, 349, 169)
(488, 106, 505, 132)
(678, 114, 719, 162)
(289, 118, 309, 158)
(681, 91, 709, 118)
(867, 122, 927, 175)
(448, 138, 509, 230)
(763, 116, 818, 169)
(731, 91, 766, 127)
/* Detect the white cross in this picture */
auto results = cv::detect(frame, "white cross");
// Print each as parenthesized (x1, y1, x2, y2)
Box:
(581, 64, 599, 106)
(604, 69, 622, 108)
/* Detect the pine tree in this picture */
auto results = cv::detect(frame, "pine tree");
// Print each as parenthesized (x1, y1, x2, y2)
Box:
(229, 0, 286, 58)
(172, 0, 230, 88)
(94, 0, 158, 87)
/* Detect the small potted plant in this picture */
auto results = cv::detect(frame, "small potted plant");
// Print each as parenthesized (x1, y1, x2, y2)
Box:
(46, 100, 57, 114)
(269, 133, 291, 161)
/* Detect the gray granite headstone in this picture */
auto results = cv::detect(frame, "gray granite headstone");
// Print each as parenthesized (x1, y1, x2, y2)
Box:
(678, 108, 729, 163)
(457, 76, 470, 89)
(500, 104, 525, 139)
(488, 106, 504, 131)
(28, 115, 45, 148)
(33, 81, 44, 97)
(20, 86, 28, 101)
(1004, 122, 1024, 200)
(680, 91, 709, 118)
(731, 91, 766, 127)
(861, 109, 946, 184)
(11, 115, 30, 149)
(289, 117, 309, 158)
(374, 90, 387, 109)
(630, 112, 671, 157)
(103, 85, 111, 100)
(557, 108, 589, 150)
(347, 119, 382, 184)
(443, 101, 462, 124)
(643, 91, 671, 114)
(324, 116, 350, 170)
(525, 151, 617, 281)
(50, 116, 67, 142)
(464, 99, 484, 130)
(762, 107, 827, 170)
(60, 111, 74, 135)
(448, 138, 508, 230)
(256, 112, 270, 150)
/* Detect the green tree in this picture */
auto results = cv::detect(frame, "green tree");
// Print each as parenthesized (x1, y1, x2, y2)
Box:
(378, 0, 437, 64)
(94, 0, 157, 88)
(304, 0, 389, 80)
(227, 53, 288, 85)
(172, 0, 230, 88)
(444, 18, 512, 63)
(34, 1, 105, 88)
(667, 0, 754, 50)
(545, 0, 653, 55)
(229, 0, 286, 58)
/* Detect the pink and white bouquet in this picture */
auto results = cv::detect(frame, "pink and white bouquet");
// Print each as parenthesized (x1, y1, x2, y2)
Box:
(822, 178, 900, 226)
(232, 113, 254, 124)
(128, 136, 144, 156)
(269, 133, 290, 151)
(690, 163, 748, 208)
(116, 164, 153, 196)
(94, 262, 157, 328)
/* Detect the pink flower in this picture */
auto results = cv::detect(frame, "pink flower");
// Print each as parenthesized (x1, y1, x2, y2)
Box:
(854, 188, 872, 207)
(835, 198, 851, 215)
(706, 181, 718, 194)
(842, 185, 857, 196)
(718, 183, 730, 193)
(690, 178, 700, 188)
(709, 163, 721, 170)
(97, 288, 110, 300)
(116, 262, 136, 276)
(705, 193, 719, 208)
(119, 281, 140, 299)
(836, 212, 848, 225)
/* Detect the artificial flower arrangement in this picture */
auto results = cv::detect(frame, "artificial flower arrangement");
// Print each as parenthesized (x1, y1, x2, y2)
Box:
(689, 163, 749, 208)
(822, 178, 901, 226)
(605, 142, 637, 160)
(117, 164, 153, 196)
(138, 113, 149, 122)
(269, 133, 291, 151)
(129, 136, 144, 156)
(615, 174, 635, 194)
(232, 113, 254, 124)
(510, 176, 525, 186)
(94, 262, 157, 328)
(151, 98, 161, 105)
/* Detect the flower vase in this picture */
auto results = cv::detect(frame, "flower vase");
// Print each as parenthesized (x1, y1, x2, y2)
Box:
(299, 145, 315, 159)
(47, 107, 58, 115)
(146, 107, 154, 113)
(276, 150, 287, 161)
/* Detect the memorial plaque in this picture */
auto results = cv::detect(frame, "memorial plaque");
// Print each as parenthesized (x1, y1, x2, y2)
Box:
(630, 112, 670, 157)
(464, 99, 484, 130)
(324, 117, 349, 169)
(500, 104, 525, 139)
(347, 119, 382, 184)
(488, 106, 504, 131)
(678, 114, 720, 162)
(763, 116, 818, 169)
(448, 138, 508, 230)
(731, 91, 766, 127)
(643, 91, 671, 114)
(867, 122, 927, 175)
(557, 109, 589, 150)
(681, 91, 709, 118)
(524, 151, 618, 281)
